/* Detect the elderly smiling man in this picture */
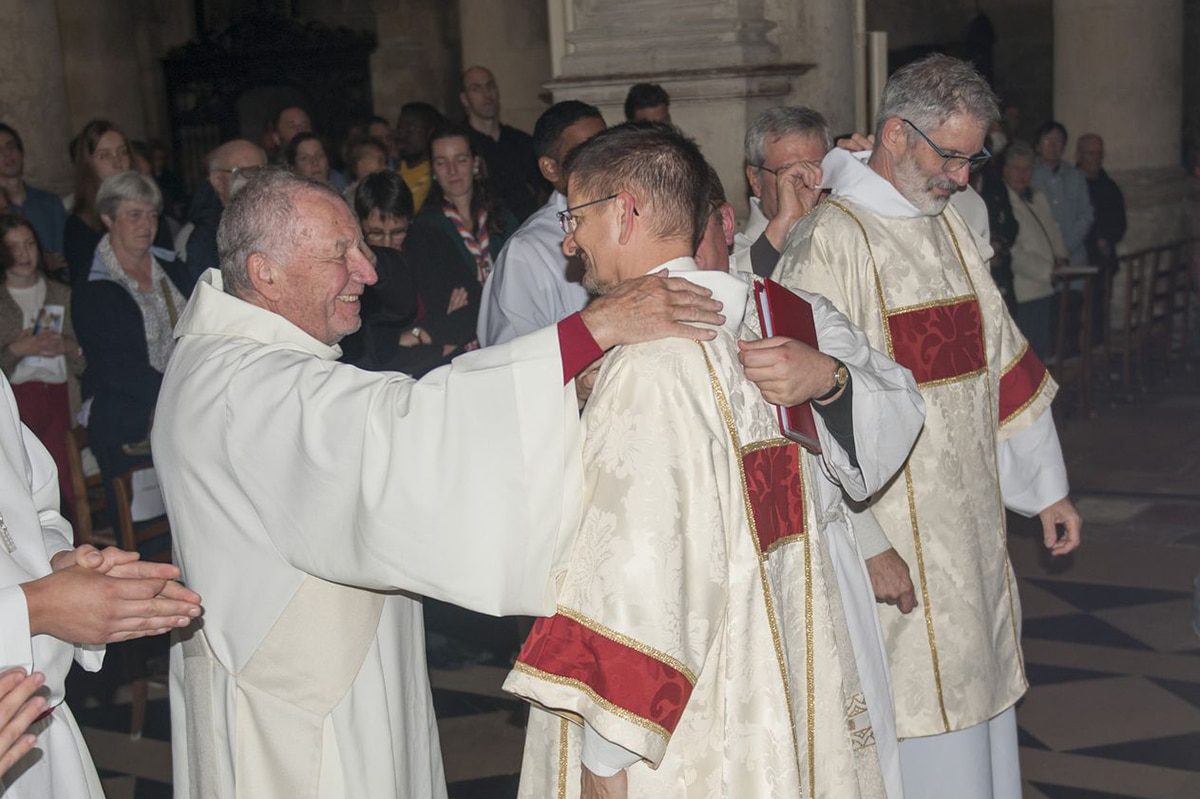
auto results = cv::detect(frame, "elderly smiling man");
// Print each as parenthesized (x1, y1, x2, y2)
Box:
(151, 167, 724, 798)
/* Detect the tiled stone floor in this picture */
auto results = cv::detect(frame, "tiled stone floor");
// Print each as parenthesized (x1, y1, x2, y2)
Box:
(80, 360, 1200, 797)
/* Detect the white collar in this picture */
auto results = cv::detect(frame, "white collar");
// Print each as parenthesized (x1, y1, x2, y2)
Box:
(174, 269, 342, 361)
(742, 196, 769, 240)
(821, 148, 926, 219)
(645, 257, 748, 334)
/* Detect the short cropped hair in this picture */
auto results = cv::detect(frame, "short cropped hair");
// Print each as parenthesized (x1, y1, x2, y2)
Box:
(564, 122, 709, 249)
(1002, 139, 1036, 165)
(353, 171, 415, 222)
(744, 106, 832, 168)
(398, 102, 443, 130)
(624, 83, 670, 121)
(1035, 120, 1068, 145)
(703, 161, 727, 214)
(874, 53, 999, 136)
(533, 101, 604, 160)
(0, 123, 22, 154)
(218, 168, 342, 298)
(95, 171, 162, 219)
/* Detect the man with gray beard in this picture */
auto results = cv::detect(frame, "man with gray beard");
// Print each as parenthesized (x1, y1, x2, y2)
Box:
(764, 54, 1081, 798)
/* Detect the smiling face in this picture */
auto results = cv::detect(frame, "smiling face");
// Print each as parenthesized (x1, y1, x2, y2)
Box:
(562, 177, 622, 295)
(3, 224, 40, 285)
(431, 135, 478, 203)
(893, 113, 984, 215)
(271, 191, 379, 345)
(92, 131, 132, 180)
(103, 199, 158, 259)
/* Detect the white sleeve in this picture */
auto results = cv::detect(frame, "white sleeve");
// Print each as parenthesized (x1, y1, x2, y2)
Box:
(582, 721, 641, 777)
(807, 291, 926, 500)
(998, 411, 1069, 517)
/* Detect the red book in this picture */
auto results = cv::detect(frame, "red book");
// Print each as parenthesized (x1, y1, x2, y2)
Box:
(752, 279, 822, 454)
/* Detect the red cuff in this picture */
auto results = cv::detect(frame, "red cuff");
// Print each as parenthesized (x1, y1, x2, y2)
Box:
(558, 312, 603, 384)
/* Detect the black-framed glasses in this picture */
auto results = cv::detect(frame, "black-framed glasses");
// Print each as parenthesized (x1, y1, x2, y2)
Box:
(557, 194, 621, 234)
(903, 119, 991, 173)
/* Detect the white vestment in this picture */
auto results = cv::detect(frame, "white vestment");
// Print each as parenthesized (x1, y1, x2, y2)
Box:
(478, 191, 590, 347)
(0, 374, 105, 799)
(505, 258, 925, 798)
(775, 148, 1070, 798)
(154, 270, 584, 798)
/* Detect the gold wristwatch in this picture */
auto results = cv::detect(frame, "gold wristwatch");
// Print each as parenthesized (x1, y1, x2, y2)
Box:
(815, 359, 849, 402)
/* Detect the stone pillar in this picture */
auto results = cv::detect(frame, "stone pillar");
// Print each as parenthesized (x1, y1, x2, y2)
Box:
(459, 0, 553, 134)
(1054, 0, 1187, 251)
(546, 0, 836, 221)
(371, 0, 462, 119)
(0, 1, 75, 193)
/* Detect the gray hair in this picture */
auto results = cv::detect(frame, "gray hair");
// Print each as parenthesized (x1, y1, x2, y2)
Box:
(95, 171, 162, 220)
(744, 106, 832, 167)
(218, 167, 344, 298)
(1003, 139, 1036, 164)
(874, 53, 999, 137)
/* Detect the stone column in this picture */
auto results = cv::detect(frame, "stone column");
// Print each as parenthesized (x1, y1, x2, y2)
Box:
(546, 0, 848, 221)
(0, 1, 75, 193)
(371, 0, 462, 119)
(1054, 0, 1187, 251)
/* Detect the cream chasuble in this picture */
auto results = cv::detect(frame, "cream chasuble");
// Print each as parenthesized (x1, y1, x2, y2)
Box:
(0, 374, 105, 799)
(153, 270, 583, 798)
(773, 149, 1066, 740)
(505, 259, 925, 798)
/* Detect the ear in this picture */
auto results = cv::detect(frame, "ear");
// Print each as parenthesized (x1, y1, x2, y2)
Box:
(745, 164, 763, 198)
(616, 190, 637, 246)
(719, 202, 736, 248)
(879, 117, 909, 157)
(538, 155, 559, 185)
(100, 213, 114, 230)
(245, 251, 282, 302)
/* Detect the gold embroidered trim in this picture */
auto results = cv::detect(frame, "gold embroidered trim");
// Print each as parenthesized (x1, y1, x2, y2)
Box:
(999, 369, 1051, 427)
(826, 200, 895, 357)
(762, 533, 806, 559)
(697, 342, 804, 777)
(511, 661, 671, 741)
(904, 463, 951, 733)
(916, 365, 988, 389)
(886, 294, 978, 316)
(741, 437, 794, 455)
(555, 605, 699, 686)
(557, 717, 569, 799)
(1001, 341, 1031, 376)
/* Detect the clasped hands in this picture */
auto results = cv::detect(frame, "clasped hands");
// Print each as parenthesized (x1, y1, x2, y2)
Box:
(23, 544, 202, 645)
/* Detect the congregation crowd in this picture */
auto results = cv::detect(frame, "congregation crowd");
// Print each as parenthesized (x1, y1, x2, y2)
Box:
(0, 53, 1110, 798)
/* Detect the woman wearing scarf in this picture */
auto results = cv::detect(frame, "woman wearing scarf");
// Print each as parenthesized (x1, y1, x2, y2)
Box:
(403, 123, 516, 354)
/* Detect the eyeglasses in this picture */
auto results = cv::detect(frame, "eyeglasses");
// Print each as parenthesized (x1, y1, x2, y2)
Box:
(557, 194, 620, 234)
(903, 119, 991, 173)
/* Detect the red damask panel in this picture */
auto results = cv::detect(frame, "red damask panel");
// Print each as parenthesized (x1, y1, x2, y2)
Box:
(517, 614, 692, 734)
(742, 443, 806, 553)
(887, 298, 986, 385)
(999, 345, 1048, 423)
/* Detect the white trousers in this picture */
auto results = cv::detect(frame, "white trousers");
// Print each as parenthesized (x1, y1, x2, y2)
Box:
(898, 705, 1021, 799)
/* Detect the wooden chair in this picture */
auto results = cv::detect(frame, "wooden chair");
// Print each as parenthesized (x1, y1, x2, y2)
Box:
(62, 427, 114, 546)
(110, 466, 173, 737)
(1105, 248, 1155, 394)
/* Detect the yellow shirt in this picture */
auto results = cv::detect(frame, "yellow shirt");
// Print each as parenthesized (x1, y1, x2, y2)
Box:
(400, 159, 432, 212)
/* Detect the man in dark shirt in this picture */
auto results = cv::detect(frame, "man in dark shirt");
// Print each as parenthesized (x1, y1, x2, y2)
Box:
(0, 123, 68, 278)
(1077, 133, 1126, 340)
(460, 65, 543, 222)
(185, 139, 267, 280)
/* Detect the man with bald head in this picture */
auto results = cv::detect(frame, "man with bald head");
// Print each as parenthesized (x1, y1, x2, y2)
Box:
(1076, 133, 1126, 309)
(185, 139, 267, 277)
(460, 65, 541, 220)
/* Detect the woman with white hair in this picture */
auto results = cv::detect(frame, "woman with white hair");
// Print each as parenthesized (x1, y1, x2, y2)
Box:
(71, 170, 193, 484)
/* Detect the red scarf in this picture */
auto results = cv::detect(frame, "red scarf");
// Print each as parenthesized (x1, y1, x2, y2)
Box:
(442, 202, 492, 284)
